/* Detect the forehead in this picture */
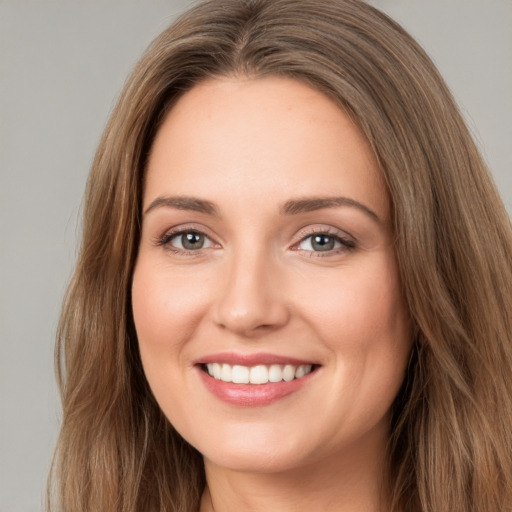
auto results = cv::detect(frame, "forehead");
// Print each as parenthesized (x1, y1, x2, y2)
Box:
(145, 76, 389, 220)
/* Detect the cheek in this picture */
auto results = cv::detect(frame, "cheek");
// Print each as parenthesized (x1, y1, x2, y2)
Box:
(131, 259, 213, 430)
(300, 261, 408, 348)
(297, 255, 411, 411)
(131, 259, 212, 370)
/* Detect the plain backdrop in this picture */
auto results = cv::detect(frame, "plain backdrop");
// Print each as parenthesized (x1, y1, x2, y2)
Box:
(0, 1, 510, 511)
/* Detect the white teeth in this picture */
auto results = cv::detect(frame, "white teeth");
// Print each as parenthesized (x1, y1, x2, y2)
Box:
(205, 362, 314, 384)
(295, 365, 306, 379)
(268, 364, 283, 382)
(296, 364, 312, 379)
(232, 365, 250, 384)
(220, 363, 232, 382)
(212, 363, 222, 379)
(283, 364, 295, 382)
(250, 365, 269, 384)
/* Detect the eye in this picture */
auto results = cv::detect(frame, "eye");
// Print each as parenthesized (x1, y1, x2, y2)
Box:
(297, 232, 354, 253)
(165, 230, 214, 251)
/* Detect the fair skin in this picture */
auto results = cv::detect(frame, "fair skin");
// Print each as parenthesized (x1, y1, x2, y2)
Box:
(132, 76, 412, 512)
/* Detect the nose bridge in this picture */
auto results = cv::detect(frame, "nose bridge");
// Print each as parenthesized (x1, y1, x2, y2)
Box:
(214, 241, 288, 335)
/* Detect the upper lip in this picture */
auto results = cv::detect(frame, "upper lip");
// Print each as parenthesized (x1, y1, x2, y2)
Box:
(194, 352, 319, 367)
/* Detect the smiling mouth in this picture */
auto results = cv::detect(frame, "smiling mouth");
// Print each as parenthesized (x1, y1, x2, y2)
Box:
(201, 363, 316, 384)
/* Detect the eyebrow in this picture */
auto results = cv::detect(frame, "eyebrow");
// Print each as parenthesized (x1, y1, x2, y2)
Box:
(143, 194, 380, 222)
(280, 196, 380, 222)
(144, 196, 218, 216)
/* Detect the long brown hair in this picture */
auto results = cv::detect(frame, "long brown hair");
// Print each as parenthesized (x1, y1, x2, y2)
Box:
(49, 1, 512, 510)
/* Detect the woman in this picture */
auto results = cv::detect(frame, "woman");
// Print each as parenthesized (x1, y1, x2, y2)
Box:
(48, 0, 512, 511)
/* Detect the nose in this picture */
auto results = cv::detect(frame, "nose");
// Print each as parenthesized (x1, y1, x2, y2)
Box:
(212, 249, 290, 337)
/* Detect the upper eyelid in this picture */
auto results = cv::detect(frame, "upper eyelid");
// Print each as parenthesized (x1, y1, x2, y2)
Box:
(167, 229, 210, 242)
(293, 225, 355, 243)
(159, 223, 215, 239)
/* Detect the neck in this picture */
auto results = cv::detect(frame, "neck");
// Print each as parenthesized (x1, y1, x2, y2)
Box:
(200, 431, 391, 512)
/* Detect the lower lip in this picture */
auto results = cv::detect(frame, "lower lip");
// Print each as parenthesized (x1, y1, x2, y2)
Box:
(197, 367, 315, 407)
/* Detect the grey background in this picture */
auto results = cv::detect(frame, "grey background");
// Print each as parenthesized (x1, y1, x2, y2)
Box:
(0, 1, 510, 511)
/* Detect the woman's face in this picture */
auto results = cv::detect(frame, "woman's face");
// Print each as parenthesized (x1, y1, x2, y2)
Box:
(132, 77, 412, 474)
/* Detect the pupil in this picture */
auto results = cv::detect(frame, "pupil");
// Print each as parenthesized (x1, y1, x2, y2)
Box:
(182, 232, 204, 249)
(312, 235, 334, 251)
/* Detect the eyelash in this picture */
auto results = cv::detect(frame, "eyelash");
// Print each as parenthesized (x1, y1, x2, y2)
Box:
(155, 226, 356, 257)
(155, 227, 214, 256)
(292, 227, 356, 257)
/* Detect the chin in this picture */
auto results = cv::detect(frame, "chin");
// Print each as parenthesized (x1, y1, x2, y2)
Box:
(204, 447, 310, 475)
(188, 423, 314, 474)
